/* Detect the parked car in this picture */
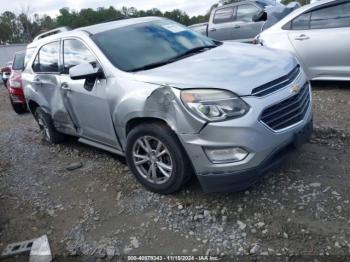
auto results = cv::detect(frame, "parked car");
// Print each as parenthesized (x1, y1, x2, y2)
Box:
(189, 0, 300, 43)
(23, 17, 313, 194)
(7, 51, 28, 114)
(1, 61, 12, 87)
(257, 0, 350, 81)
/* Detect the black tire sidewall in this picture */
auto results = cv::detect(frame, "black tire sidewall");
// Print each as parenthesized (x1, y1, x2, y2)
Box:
(35, 107, 65, 144)
(126, 123, 191, 194)
(10, 97, 27, 114)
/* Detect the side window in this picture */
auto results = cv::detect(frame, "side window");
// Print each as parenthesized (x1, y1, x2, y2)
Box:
(213, 7, 236, 24)
(24, 48, 35, 68)
(32, 42, 59, 73)
(291, 13, 311, 30)
(12, 53, 25, 70)
(63, 39, 97, 74)
(236, 4, 260, 22)
(310, 2, 350, 29)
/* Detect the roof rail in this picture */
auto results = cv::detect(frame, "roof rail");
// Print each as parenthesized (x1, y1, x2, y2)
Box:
(33, 27, 71, 42)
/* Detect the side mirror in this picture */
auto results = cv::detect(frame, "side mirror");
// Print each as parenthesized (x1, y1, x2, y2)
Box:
(69, 62, 103, 80)
(253, 11, 267, 22)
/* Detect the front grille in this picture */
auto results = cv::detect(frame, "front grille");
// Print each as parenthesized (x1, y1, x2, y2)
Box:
(252, 65, 300, 97)
(260, 83, 310, 131)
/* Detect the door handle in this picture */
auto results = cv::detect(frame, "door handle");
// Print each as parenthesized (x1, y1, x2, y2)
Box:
(233, 25, 240, 29)
(295, 34, 310, 41)
(209, 28, 217, 32)
(61, 83, 71, 91)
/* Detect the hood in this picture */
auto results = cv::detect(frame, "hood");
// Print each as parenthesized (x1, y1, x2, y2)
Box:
(132, 42, 297, 96)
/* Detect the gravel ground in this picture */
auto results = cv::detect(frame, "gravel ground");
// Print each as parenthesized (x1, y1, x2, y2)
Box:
(0, 81, 349, 260)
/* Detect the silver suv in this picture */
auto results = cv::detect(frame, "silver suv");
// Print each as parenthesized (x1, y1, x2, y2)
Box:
(23, 17, 313, 194)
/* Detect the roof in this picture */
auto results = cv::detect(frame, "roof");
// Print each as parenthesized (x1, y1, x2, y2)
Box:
(77, 16, 163, 35)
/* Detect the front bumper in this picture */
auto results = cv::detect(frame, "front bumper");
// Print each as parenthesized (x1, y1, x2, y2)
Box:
(196, 119, 313, 192)
(178, 76, 313, 192)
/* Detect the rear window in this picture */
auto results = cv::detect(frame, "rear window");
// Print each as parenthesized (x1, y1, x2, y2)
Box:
(12, 53, 25, 70)
(213, 7, 236, 24)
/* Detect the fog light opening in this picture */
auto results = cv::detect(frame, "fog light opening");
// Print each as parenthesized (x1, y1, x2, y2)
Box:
(204, 147, 248, 163)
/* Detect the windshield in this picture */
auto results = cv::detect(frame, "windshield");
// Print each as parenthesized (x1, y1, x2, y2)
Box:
(92, 19, 217, 72)
(12, 53, 25, 70)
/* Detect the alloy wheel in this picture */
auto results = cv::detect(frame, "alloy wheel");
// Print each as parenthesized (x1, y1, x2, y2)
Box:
(132, 136, 173, 185)
(37, 115, 51, 142)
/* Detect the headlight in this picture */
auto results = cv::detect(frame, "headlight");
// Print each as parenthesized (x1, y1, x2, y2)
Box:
(180, 89, 249, 121)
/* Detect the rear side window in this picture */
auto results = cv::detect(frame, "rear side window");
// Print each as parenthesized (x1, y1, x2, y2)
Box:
(63, 39, 96, 74)
(291, 13, 311, 30)
(310, 2, 350, 29)
(236, 4, 260, 22)
(24, 48, 35, 68)
(213, 7, 236, 24)
(32, 42, 59, 73)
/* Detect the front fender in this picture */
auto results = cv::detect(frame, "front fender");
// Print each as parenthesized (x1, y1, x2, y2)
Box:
(110, 81, 205, 149)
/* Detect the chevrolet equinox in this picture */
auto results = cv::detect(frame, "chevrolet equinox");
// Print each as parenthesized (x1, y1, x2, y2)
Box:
(23, 17, 313, 194)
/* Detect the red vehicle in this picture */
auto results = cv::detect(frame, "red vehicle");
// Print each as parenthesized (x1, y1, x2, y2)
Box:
(7, 51, 27, 114)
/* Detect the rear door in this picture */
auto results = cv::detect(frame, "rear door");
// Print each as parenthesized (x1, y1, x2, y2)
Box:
(287, 1, 350, 78)
(208, 6, 237, 41)
(31, 41, 76, 134)
(233, 3, 264, 42)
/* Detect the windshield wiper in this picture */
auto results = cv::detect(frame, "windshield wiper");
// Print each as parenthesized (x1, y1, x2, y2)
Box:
(129, 45, 218, 72)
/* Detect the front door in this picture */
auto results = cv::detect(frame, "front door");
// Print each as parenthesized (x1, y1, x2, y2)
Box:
(60, 39, 120, 149)
(288, 2, 350, 78)
(209, 6, 237, 41)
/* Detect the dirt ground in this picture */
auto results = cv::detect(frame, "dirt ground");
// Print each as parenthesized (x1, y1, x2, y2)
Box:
(0, 81, 349, 260)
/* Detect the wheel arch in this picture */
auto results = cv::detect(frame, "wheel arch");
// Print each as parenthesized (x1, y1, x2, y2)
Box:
(126, 117, 171, 137)
(125, 116, 196, 176)
(27, 100, 40, 117)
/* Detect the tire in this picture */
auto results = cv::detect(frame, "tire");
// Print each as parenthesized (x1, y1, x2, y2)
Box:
(35, 107, 66, 144)
(10, 97, 27, 115)
(126, 122, 192, 194)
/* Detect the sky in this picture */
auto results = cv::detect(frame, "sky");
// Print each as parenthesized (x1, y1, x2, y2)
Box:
(0, 0, 219, 17)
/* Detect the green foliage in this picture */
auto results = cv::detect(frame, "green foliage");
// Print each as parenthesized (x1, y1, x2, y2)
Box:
(0, 5, 214, 44)
(0, 0, 310, 43)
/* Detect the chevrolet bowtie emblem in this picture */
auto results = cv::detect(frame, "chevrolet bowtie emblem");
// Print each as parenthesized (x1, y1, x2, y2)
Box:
(291, 84, 301, 93)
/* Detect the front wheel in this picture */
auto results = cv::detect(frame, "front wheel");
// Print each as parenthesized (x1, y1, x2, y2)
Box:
(126, 123, 192, 194)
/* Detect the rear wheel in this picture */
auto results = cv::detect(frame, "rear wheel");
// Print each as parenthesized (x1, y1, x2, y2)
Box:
(35, 107, 66, 144)
(10, 97, 27, 114)
(126, 122, 192, 194)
